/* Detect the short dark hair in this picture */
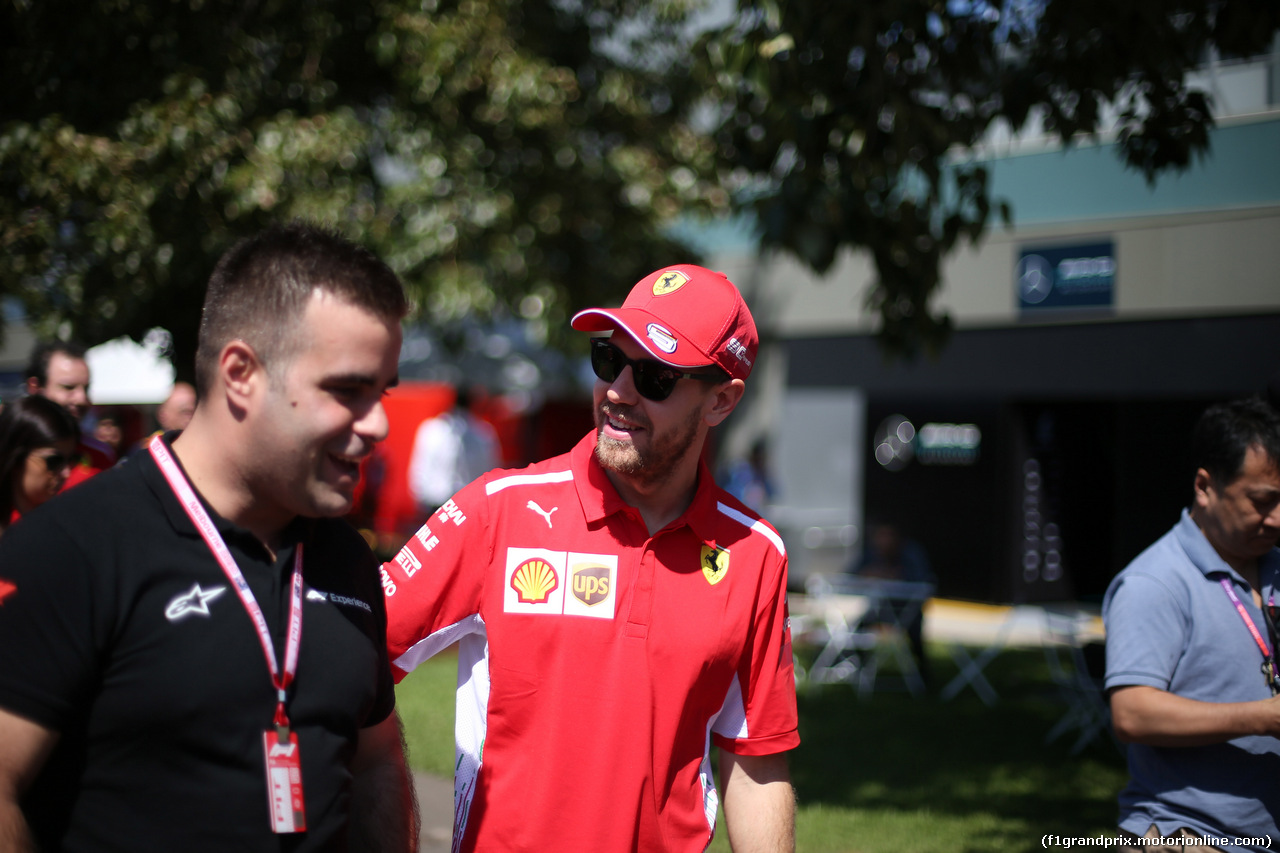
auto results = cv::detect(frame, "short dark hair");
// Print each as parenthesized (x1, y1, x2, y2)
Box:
(24, 341, 88, 388)
(194, 222, 408, 397)
(1191, 395, 1280, 487)
(0, 395, 81, 520)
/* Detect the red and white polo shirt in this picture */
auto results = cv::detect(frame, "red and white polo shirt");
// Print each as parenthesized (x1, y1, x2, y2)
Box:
(383, 432, 799, 853)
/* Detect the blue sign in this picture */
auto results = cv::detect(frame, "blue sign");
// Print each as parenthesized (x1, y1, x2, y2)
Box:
(1017, 241, 1115, 311)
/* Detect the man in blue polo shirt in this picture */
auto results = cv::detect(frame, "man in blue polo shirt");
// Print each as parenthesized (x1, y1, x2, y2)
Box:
(1104, 396, 1280, 851)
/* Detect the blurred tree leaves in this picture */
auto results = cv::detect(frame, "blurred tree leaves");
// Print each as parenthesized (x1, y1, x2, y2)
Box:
(694, 0, 1280, 358)
(1, 0, 724, 377)
(4, 0, 1278, 370)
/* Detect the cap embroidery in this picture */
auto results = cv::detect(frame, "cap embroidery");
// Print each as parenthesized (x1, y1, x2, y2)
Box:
(727, 336, 753, 367)
(646, 323, 678, 354)
(652, 270, 690, 296)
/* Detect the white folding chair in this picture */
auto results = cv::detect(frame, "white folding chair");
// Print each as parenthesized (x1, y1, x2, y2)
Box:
(1041, 608, 1114, 753)
(939, 626, 1010, 706)
(803, 575, 933, 698)
(802, 574, 879, 691)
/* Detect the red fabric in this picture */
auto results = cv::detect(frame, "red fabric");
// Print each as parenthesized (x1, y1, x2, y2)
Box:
(60, 439, 115, 493)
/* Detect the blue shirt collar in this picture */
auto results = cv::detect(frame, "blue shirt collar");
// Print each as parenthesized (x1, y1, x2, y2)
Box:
(1174, 507, 1280, 595)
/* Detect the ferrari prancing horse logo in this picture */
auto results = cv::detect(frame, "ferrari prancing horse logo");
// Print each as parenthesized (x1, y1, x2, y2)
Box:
(652, 270, 690, 296)
(701, 545, 729, 585)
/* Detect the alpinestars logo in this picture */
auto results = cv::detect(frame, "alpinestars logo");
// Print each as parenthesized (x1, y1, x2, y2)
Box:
(165, 583, 227, 622)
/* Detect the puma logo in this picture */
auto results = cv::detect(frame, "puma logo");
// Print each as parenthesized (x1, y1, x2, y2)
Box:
(527, 500, 558, 528)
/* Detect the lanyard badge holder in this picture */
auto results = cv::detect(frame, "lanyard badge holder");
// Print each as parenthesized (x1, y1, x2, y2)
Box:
(1219, 577, 1280, 697)
(150, 437, 308, 833)
(1261, 600, 1280, 696)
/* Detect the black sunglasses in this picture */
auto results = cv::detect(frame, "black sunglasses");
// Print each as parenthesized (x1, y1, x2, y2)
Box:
(589, 339, 724, 402)
(35, 451, 82, 472)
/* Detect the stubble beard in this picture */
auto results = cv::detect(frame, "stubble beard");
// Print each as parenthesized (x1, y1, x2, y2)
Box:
(595, 402, 703, 487)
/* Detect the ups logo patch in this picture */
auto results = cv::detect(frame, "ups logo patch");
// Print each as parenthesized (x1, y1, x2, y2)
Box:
(571, 565, 612, 606)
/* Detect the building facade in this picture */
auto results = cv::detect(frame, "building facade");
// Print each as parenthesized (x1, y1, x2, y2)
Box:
(709, 46, 1280, 603)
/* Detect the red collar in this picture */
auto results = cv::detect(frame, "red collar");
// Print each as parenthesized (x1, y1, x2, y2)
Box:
(568, 431, 723, 540)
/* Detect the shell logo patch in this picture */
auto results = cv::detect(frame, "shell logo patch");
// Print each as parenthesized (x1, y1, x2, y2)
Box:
(652, 270, 690, 296)
(504, 549, 616, 619)
(511, 558, 559, 604)
(701, 545, 729, 585)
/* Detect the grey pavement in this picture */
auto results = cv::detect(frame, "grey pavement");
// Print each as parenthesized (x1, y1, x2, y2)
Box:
(414, 771, 454, 852)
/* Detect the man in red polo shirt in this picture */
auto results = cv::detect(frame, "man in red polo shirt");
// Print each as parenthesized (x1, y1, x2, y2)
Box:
(384, 265, 799, 852)
(24, 340, 115, 489)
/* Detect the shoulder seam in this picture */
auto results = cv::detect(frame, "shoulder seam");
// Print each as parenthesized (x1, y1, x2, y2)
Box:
(485, 469, 574, 495)
(715, 501, 786, 558)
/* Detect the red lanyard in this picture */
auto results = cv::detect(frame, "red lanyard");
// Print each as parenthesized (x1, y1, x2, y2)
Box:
(1220, 577, 1272, 659)
(150, 436, 304, 730)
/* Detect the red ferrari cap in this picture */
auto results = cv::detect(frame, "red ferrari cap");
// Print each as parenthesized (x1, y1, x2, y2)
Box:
(570, 264, 758, 381)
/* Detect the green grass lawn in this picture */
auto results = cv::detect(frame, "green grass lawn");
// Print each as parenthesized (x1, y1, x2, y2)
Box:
(394, 643, 1128, 852)
(393, 649, 461, 779)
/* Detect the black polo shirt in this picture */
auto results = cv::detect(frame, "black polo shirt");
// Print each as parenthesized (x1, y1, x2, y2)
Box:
(0, 437, 395, 852)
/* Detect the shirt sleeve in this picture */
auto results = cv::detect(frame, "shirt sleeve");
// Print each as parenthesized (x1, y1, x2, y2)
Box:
(382, 476, 492, 680)
(713, 548, 800, 755)
(1103, 570, 1190, 692)
(0, 511, 104, 730)
(349, 541, 398, 728)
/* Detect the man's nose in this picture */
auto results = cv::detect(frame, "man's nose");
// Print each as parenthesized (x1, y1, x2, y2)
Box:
(606, 365, 639, 404)
(355, 398, 391, 444)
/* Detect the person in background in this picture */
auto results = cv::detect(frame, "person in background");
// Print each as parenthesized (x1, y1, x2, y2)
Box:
(1104, 396, 1280, 850)
(849, 517, 936, 686)
(722, 437, 776, 512)
(0, 396, 80, 537)
(126, 381, 199, 458)
(157, 381, 197, 432)
(407, 382, 500, 515)
(0, 222, 418, 852)
(24, 340, 114, 488)
(91, 407, 126, 458)
(384, 263, 799, 852)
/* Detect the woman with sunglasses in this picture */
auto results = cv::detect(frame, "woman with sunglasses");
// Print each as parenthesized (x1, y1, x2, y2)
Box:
(0, 395, 81, 537)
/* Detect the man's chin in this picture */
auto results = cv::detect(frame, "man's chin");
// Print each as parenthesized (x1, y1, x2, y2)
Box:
(595, 434, 643, 475)
(307, 488, 355, 518)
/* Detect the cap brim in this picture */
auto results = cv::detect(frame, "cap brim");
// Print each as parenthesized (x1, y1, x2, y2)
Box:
(571, 307, 714, 370)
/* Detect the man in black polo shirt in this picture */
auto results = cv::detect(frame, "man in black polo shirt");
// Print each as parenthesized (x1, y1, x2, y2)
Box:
(0, 224, 418, 852)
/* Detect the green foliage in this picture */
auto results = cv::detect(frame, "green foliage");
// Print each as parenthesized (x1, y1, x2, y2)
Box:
(1, 0, 722, 375)
(695, 0, 1280, 359)
(5, 1, 1276, 367)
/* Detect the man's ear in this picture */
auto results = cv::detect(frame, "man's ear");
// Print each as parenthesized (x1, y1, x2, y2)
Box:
(1193, 467, 1216, 509)
(24, 377, 41, 397)
(704, 378, 746, 428)
(218, 340, 264, 414)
